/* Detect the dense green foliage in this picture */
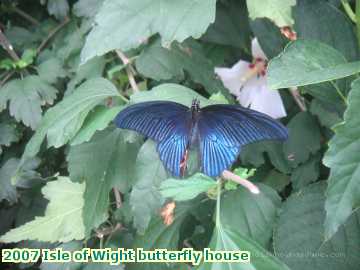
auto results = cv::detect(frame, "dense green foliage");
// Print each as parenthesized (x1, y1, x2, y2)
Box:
(1, 0, 360, 269)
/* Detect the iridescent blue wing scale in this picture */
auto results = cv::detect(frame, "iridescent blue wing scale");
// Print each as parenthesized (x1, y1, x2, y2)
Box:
(197, 104, 288, 177)
(114, 101, 191, 177)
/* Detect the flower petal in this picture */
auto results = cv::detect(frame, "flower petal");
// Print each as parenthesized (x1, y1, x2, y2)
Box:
(236, 76, 263, 107)
(251, 38, 267, 60)
(215, 60, 250, 96)
(249, 79, 287, 119)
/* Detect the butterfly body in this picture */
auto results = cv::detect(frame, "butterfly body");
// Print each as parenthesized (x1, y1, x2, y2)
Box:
(115, 99, 288, 178)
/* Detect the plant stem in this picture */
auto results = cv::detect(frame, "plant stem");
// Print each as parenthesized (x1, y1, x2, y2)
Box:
(13, 6, 40, 26)
(36, 17, 70, 54)
(289, 87, 307, 111)
(222, 170, 260, 194)
(215, 179, 222, 228)
(0, 29, 21, 61)
(356, 0, 360, 48)
(115, 49, 140, 93)
(342, 0, 357, 23)
(113, 188, 122, 209)
(330, 81, 348, 105)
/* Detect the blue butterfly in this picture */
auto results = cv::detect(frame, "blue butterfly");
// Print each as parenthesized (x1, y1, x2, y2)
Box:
(114, 99, 288, 177)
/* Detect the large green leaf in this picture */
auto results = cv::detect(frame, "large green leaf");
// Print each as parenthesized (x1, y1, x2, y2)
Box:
(268, 40, 360, 89)
(220, 184, 281, 248)
(18, 78, 119, 170)
(247, 0, 296, 27)
(160, 173, 216, 201)
(274, 182, 360, 269)
(0, 119, 20, 154)
(202, 0, 251, 49)
(323, 78, 360, 238)
(70, 105, 123, 145)
(0, 159, 18, 204)
(81, 0, 217, 63)
(130, 140, 167, 234)
(199, 185, 289, 270)
(68, 128, 139, 235)
(37, 57, 67, 84)
(136, 41, 229, 96)
(128, 201, 193, 270)
(293, 0, 358, 61)
(0, 177, 85, 243)
(131, 83, 218, 107)
(290, 153, 321, 190)
(0, 75, 58, 129)
(283, 112, 321, 167)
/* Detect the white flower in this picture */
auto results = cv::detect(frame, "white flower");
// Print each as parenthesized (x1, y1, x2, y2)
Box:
(215, 38, 287, 119)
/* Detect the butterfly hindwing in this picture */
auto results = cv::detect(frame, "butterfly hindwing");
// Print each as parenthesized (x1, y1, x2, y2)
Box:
(114, 101, 191, 177)
(197, 104, 288, 177)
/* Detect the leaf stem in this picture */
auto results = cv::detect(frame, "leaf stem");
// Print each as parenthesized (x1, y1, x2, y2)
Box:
(330, 81, 348, 105)
(12, 6, 40, 26)
(289, 87, 307, 111)
(0, 29, 21, 62)
(115, 49, 140, 93)
(36, 17, 70, 54)
(341, 0, 357, 23)
(222, 170, 260, 194)
(356, 0, 360, 48)
(215, 179, 222, 228)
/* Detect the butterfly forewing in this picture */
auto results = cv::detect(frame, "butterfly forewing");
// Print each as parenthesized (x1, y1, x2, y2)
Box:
(197, 104, 288, 177)
(114, 101, 192, 177)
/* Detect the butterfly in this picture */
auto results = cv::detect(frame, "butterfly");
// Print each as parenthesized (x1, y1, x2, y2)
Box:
(114, 99, 288, 177)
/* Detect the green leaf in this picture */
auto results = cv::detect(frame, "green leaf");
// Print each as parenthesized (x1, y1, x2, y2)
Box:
(0, 177, 85, 243)
(268, 40, 360, 89)
(220, 184, 281, 248)
(200, 227, 289, 270)
(0, 159, 18, 204)
(262, 170, 290, 192)
(0, 121, 20, 153)
(19, 78, 119, 168)
(68, 128, 138, 235)
(73, 0, 105, 18)
(130, 140, 167, 234)
(136, 40, 229, 96)
(0, 75, 58, 129)
(293, 0, 358, 61)
(81, 0, 217, 63)
(247, 0, 296, 27)
(46, 0, 69, 20)
(250, 18, 288, 59)
(323, 78, 360, 238)
(71, 105, 123, 145)
(283, 112, 321, 167)
(67, 56, 106, 95)
(201, 0, 251, 49)
(291, 153, 321, 190)
(40, 241, 82, 270)
(37, 57, 67, 84)
(241, 141, 291, 174)
(310, 99, 343, 128)
(131, 83, 217, 107)
(129, 201, 192, 270)
(160, 174, 216, 201)
(274, 182, 360, 269)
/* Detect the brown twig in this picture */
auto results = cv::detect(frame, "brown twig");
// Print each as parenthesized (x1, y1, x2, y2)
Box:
(222, 170, 260, 194)
(36, 16, 70, 54)
(115, 49, 140, 93)
(0, 29, 21, 61)
(289, 87, 307, 111)
(13, 6, 40, 26)
(113, 188, 122, 209)
(95, 223, 122, 239)
(0, 70, 15, 87)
